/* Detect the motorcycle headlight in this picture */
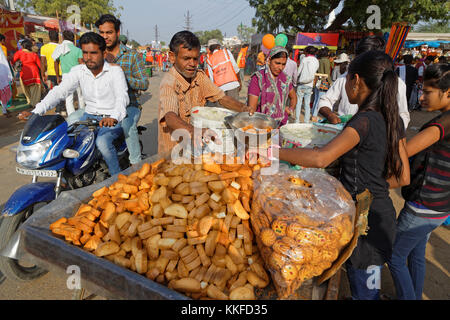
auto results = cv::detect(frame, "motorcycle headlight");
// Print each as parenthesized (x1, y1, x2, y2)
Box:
(16, 140, 52, 169)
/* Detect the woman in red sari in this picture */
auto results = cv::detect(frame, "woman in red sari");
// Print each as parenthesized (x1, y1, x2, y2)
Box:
(12, 39, 41, 107)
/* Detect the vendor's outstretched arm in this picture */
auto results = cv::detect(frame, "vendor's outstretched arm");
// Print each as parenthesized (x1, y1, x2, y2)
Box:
(279, 127, 360, 168)
(319, 106, 341, 124)
(164, 111, 193, 134)
(218, 95, 253, 113)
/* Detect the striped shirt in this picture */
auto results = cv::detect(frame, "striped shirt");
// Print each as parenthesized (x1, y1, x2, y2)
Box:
(402, 111, 450, 217)
(158, 67, 225, 154)
(114, 44, 149, 108)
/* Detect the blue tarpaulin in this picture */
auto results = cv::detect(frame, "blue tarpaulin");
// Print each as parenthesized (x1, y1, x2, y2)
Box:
(404, 40, 450, 48)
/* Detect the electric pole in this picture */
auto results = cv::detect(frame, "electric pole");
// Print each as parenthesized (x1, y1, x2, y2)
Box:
(155, 25, 159, 43)
(184, 10, 193, 31)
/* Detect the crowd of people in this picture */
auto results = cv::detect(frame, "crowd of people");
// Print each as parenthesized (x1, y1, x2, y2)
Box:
(156, 31, 449, 301)
(0, 20, 448, 301)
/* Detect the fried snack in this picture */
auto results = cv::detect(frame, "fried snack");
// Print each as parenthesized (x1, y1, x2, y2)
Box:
(50, 157, 268, 300)
(250, 168, 356, 299)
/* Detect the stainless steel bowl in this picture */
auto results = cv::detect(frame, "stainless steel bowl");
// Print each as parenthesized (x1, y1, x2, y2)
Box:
(224, 112, 279, 148)
(224, 112, 279, 131)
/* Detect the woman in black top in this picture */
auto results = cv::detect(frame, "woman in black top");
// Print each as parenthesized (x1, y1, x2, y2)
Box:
(273, 50, 411, 299)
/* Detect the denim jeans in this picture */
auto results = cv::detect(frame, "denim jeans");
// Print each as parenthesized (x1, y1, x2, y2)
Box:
(388, 205, 447, 300)
(79, 113, 123, 176)
(122, 106, 142, 165)
(312, 87, 326, 118)
(296, 84, 313, 123)
(345, 263, 383, 300)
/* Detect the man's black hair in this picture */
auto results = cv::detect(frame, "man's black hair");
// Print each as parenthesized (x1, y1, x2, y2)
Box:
(95, 14, 121, 32)
(22, 39, 33, 51)
(438, 56, 447, 64)
(49, 30, 59, 42)
(0, 34, 5, 42)
(355, 36, 385, 56)
(63, 30, 74, 42)
(209, 44, 221, 52)
(169, 31, 201, 55)
(79, 32, 106, 52)
(304, 46, 317, 55)
(426, 55, 435, 62)
(403, 54, 413, 65)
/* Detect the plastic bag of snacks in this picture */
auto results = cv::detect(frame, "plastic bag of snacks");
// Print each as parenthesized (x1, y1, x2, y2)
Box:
(250, 167, 356, 299)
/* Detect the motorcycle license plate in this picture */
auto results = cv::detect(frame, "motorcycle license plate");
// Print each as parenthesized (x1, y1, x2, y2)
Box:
(16, 167, 58, 178)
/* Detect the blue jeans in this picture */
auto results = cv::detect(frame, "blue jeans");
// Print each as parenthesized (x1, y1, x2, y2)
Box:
(312, 87, 326, 118)
(388, 205, 447, 300)
(79, 113, 123, 176)
(296, 85, 313, 123)
(122, 106, 142, 165)
(345, 263, 382, 300)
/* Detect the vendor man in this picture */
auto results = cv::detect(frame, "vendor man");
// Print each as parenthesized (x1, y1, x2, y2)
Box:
(159, 31, 252, 154)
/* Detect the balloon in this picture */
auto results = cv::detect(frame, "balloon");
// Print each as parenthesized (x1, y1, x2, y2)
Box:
(261, 44, 270, 55)
(262, 34, 275, 50)
(275, 34, 288, 47)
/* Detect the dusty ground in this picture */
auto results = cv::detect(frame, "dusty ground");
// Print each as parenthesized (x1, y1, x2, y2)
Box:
(0, 71, 448, 300)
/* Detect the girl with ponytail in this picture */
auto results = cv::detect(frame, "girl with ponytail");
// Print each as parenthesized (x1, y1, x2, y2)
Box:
(389, 63, 450, 300)
(273, 50, 410, 299)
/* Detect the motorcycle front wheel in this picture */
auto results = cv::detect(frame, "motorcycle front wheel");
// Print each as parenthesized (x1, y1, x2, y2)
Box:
(0, 203, 48, 282)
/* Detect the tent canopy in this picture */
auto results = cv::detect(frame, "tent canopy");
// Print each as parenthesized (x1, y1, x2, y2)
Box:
(406, 33, 450, 41)
(404, 40, 450, 48)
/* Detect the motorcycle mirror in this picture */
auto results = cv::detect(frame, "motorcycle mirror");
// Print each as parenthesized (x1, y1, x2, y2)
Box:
(63, 149, 80, 159)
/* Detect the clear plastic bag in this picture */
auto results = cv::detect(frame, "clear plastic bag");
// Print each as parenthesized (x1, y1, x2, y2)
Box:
(250, 167, 356, 298)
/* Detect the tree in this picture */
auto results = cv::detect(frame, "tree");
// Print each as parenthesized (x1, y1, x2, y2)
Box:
(129, 39, 141, 49)
(194, 29, 224, 45)
(16, 0, 122, 26)
(237, 24, 256, 43)
(414, 21, 450, 33)
(247, 0, 450, 33)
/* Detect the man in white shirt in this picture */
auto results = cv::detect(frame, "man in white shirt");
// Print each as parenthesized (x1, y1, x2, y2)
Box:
(283, 52, 298, 88)
(206, 39, 242, 100)
(296, 46, 319, 123)
(19, 32, 129, 176)
(317, 36, 410, 129)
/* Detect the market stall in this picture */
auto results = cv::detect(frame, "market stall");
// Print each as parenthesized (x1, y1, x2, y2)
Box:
(5, 111, 372, 300)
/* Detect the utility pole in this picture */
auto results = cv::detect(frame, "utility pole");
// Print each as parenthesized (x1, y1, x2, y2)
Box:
(155, 25, 159, 43)
(8, 0, 16, 11)
(184, 10, 192, 31)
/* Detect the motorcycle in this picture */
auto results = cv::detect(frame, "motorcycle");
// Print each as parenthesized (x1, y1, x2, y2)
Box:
(0, 113, 146, 281)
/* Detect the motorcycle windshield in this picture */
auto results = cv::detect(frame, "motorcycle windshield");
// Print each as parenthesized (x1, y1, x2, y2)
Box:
(22, 114, 66, 144)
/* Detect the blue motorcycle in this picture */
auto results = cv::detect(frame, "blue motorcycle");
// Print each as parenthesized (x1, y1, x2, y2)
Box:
(0, 113, 145, 281)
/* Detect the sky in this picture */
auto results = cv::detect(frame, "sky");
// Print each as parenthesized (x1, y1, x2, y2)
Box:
(114, 0, 257, 45)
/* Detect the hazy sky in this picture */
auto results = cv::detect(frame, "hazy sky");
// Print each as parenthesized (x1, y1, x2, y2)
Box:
(114, 0, 257, 45)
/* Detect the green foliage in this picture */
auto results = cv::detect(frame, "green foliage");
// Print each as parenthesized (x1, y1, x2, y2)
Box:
(237, 24, 256, 43)
(413, 21, 450, 33)
(16, 0, 122, 25)
(194, 29, 224, 45)
(129, 39, 141, 48)
(247, 0, 449, 33)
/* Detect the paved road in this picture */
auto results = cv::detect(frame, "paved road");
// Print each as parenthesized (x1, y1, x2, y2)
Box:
(0, 70, 448, 299)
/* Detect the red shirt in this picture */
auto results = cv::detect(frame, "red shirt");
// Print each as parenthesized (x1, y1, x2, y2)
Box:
(13, 49, 41, 86)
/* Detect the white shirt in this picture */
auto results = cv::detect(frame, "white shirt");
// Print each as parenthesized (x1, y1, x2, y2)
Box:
(332, 66, 342, 82)
(207, 49, 240, 92)
(283, 58, 298, 86)
(297, 55, 319, 87)
(33, 61, 129, 122)
(318, 73, 410, 129)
